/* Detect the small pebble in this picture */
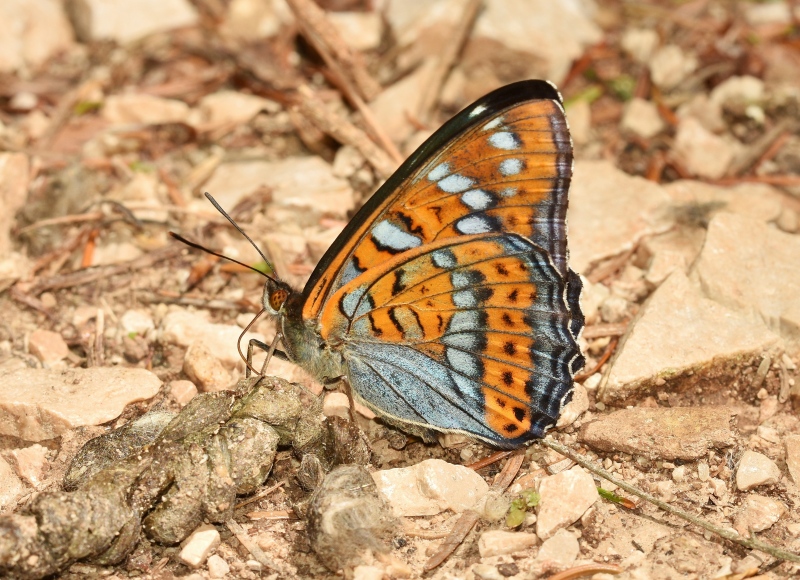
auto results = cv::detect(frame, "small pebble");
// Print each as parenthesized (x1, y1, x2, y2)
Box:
(179, 524, 220, 568)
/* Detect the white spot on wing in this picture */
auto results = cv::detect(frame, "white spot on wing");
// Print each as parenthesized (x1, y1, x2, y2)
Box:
(482, 117, 503, 130)
(499, 158, 523, 176)
(488, 131, 519, 150)
(427, 162, 450, 182)
(432, 249, 456, 269)
(453, 290, 477, 307)
(371, 220, 421, 251)
(469, 104, 487, 117)
(449, 310, 480, 332)
(442, 332, 478, 350)
(500, 187, 518, 198)
(451, 271, 471, 288)
(460, 189, 493, 210)
(456, 215, 492, 234)
(438, 174, 475, 193)
(446, 348, 479, 377)
(341, 285, 366, 318)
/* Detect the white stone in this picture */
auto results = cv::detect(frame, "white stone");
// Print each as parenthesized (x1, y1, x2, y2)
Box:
(694, 213, 800, 342)
(120, 309, 155, 336)
(103, 93, 190, 126)
(785, 435, 800, 485)
(621, 28, 659, 63)
(736, 450, 781, 491)
(0, 455, 25, 509)
(161, 309, 264, 369)
(0, 367, 161, 441)
(372, 458, 489, 517)
(188, 91, 280, 133)
(745, 2, 792, 26)
(10, 444, 48, 487)
(179, 524, 220, 568)
(677, 93, 726, 133)
(536, 466, 598, 539)
(733, 494, 785, 536)
(332, 145, 366, 179)
(27, 330, 69, 365)
(650, 45, 698, 90)
(710, 76, 765, 109)
(472, 563, 504, 580)
(579, 278, 609, 326)
(557, 384, 589, 428)
(776, 208, 799, 233)
(673, 117, 735, 179)
(621, 98, 665, 139)
(169, 380, 198, 406)
(0, 153, 30, 256)
(602, 271, 779, 401)
(568, 160, 673, 274)
(353, 565, 384, 580)
(206, 554, 230, 578)
(599, 294, 630, 324)
(0, 0, 74, 72)
(473, 0, 602, 83)
(477, 529, 538, 557)
(641, 229, 705, 287)
(184, 341, 234, 392)
(329, 12, 383, 51)
(70, 0, 199, 44)
(536, 528, 579, 566)
(92, 242, 143, 266)
(322, 392, 351, 420)
(202, 156, 355, 220)
(221, 0, 293, 41)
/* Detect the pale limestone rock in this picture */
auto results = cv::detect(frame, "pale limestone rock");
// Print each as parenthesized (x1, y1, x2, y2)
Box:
(353, 565, 384, 580)
(673, 117, 735, 179)
(120, 309, 155, 336)
(578, 406, 735, 461)
(161, 309, 264, 369)
(736, 450, 781, 490)
(536, 466, 597, 539)
(568, 160, 673, 274)
(579, 278, 609, 326)
(329, 12, 383, 51)
(69, 0, 199, 43)
(599, 294, 630, 324)
(307, 226, 344, 263)
(677, 93, 726, 133)
(536, 528, 579, 566)
(786, 435, 800, 485)
(0, 0, 74, 72)
(206, 554, 230, 578)
(621, 98, 665, 139)
(776, 208, 799, 233)
(650, 45, 697, 90)
(566, 100, 591, 146)
(602, 271, 780, 401)
(0, 367, 161, 441)
(202, 156, 355, 219)
(0, 153, 30, 256)
(640, 228, 705, 287)
(477, 529, 538, 557)
(169, 380, 198, 406)
(557, 384, 589, 428)
(179, 524, 220, 568)
(473, 0, 602, 83)
(745, 2, 792, 25)
(370, 60, 436, 145)
(103, 93, 190, 126)
(734, 495, 785, 536)
(694, 213, 800, 342)
(322, 392, 350, 420)
(27, 330, 69, 366)
(188, 91, 280, 133)
(183, 341, 234, 392)
(10, 444, 48, 487)
(0, 455, 25, 509)
(665, 180, 783, 225)
(472, 563, 504, 580)
(621, 28, 659, 63)
(220, 0, 292, 41)
(372, 458, 489, 517)
(710, 76, 765, 109)
(332, 145, 366, 179)
(262, 357, 324, 396)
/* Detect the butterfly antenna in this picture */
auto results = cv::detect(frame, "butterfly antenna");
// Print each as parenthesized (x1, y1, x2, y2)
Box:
(203, 192, 275, 274)
(169, 232, 273, 280)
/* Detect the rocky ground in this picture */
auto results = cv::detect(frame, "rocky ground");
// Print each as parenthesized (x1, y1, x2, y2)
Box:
(1, 0, 800, 579)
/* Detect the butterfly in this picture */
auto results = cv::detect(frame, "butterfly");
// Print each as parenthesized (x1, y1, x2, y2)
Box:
(214, 80, 584, 449)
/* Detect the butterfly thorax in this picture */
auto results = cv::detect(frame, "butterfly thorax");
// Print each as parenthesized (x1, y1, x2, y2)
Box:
(278, 291, 346, 383)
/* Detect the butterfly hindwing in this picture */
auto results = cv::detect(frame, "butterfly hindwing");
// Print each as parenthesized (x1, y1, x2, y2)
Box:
(301, 80, 584, 446)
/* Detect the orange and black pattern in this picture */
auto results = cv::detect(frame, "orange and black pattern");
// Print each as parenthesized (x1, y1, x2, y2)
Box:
(290, 81, 583, 447)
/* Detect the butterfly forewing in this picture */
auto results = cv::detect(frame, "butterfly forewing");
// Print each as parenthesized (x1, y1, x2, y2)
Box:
(301, 80, 584, 447)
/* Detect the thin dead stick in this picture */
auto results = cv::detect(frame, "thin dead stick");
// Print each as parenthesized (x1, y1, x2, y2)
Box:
(548, 563, 623, 580)
(423, 448, 525, 571)
(417, 0, 482, 124)
(285, 0, 380, 102)
(581, 322, 628, 340)
(296, 86, 397, 178)
(726, 119, 796, 177)
(574, 337, 619, 383)
(226, 519, 293, 575)
(93, 308, 105, 367)
(27, 245, 183, 295)
(540, 438, 800, 564)
(234, 479, 287, 510)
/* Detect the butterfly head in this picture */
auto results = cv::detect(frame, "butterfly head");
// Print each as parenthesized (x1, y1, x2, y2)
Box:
(262, 277, 293, 315)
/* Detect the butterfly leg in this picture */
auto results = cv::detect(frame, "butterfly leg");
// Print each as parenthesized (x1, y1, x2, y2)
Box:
(245, 334, 289, 378)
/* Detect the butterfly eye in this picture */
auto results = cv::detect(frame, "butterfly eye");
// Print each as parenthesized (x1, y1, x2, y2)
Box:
(269, 288, 288, 312)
